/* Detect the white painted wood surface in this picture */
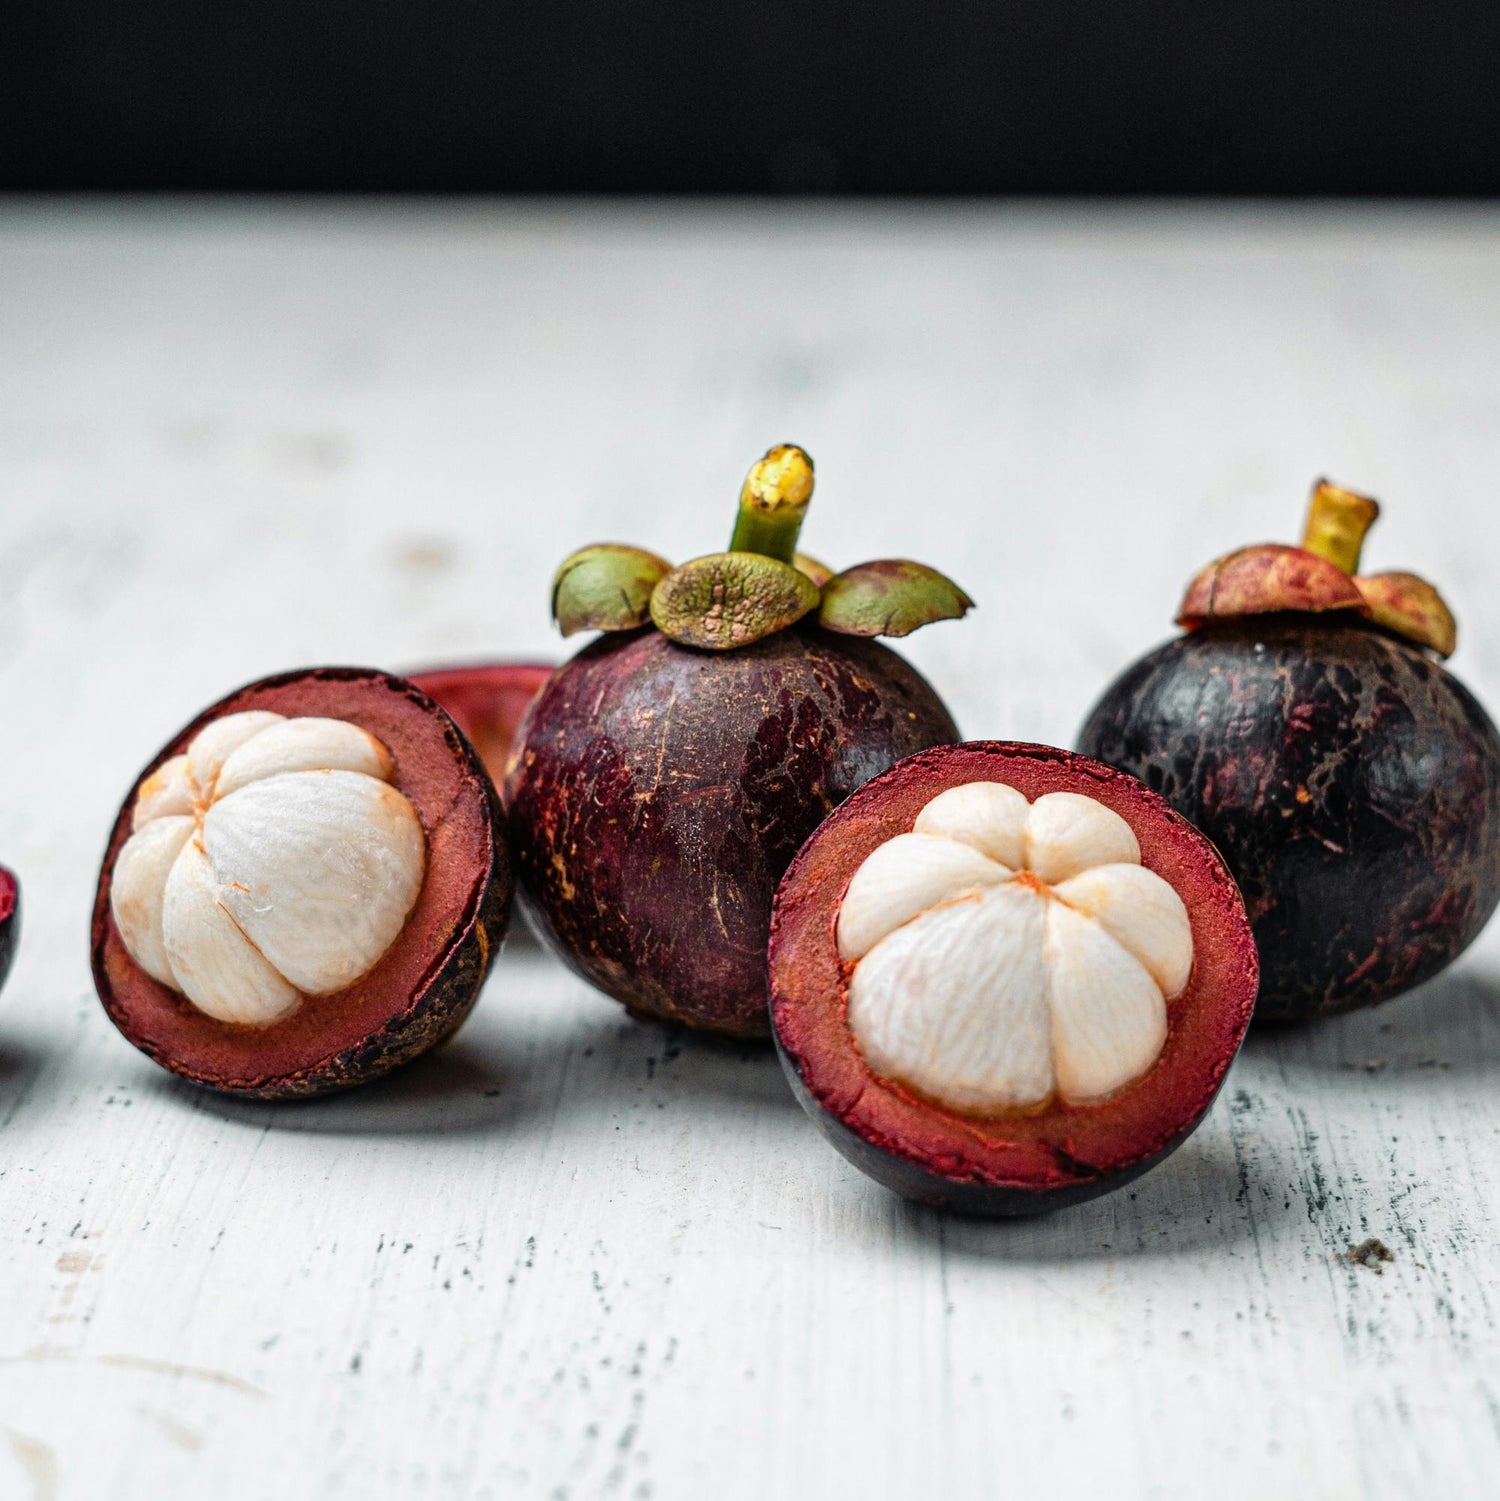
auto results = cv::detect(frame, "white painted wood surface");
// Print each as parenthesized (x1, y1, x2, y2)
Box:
(1, 201, 1498, 1500)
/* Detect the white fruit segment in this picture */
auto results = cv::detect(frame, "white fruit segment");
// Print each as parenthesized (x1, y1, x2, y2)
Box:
(848, 884, 1052, 1113)
(132, 756, 193, 830)
(111, 814, 194, 985)
(110, 711, 426, 1027)
(837, 782, 1191, 1111)
(215, 718, 394, 798)
(161, 842, 302, 1026)
(205, 772, 424, 995)
(836, 834, 1011, 963)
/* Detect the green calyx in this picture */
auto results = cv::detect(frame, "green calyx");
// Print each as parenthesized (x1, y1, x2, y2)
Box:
(650, 553, 821, 649)
(547, 444, 973, 651)
(552, 544, 671, 636)
(819, 560, 975, 638)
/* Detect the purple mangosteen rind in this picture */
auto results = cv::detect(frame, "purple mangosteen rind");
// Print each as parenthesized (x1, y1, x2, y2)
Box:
(1079, 620, 1500, 1022)
(768, 741, 1260, 1215)
(91, 667, 513, 1099)
(0, 866, 18, 996)
(406, 660, 555, 798)
(506, 624, 961, 1037)
(772, 1037, 1183, 1215)
(512, 443, 973, 1037)
(1080, 478, 1497, 1022)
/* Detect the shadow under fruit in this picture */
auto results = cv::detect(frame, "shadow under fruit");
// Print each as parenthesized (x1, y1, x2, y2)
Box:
(1079, 481, 1500, 1022)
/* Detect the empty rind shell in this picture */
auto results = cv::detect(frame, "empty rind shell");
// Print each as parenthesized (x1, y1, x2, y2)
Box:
(838, 783, 1191, 1112)
(406, 661, 554, 797)
(769, 742, 1258, 1216)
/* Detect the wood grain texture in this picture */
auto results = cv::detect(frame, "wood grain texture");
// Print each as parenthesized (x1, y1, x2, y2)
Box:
(0, 201, 1497, 1499)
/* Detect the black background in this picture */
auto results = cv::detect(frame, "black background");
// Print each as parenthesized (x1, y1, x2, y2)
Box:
(5, 2, 1498, 193)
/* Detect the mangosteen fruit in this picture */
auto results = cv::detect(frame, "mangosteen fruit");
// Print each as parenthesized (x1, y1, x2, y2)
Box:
(506, 444, 970, 1037)
(91, 667, 511, 1098)
(1079, 480, 1500, 1023)
(408, 661, 553, 794)
(0, 865, 18, 996)
(769, 741, 1258, 1215)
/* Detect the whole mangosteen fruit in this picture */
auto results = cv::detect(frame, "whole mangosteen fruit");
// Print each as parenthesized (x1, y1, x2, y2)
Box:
(0, 865, 18, 996)
(92, 667, 511, 1098)
(1079, 481, 1500, 1023)
(769, 741, 1258, 1214)
(506, 444, 970, 1037)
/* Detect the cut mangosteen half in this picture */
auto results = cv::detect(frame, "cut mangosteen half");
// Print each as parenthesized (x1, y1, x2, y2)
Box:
(0, 865, 18, 996)
(407, 661, 553, 796)
(770, 742, 1258, 1215)
(91, 667, 511, 1099)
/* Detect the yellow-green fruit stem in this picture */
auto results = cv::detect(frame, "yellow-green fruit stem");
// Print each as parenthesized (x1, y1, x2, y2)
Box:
(1301, 480, 1380, 574)
(728, 444, 814, 563)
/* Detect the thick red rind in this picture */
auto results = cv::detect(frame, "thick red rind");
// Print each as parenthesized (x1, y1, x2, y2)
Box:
(769, 742, 1259, 1214)
(1178, 544, 1369, 627)
(407, 661, 554, 797)
(90, 668, 512, 1099)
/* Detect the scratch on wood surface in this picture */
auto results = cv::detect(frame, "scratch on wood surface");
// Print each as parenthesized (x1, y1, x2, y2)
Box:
(0, 1349, 265, 1398)
(137, 1405, 206, 1451)
(5, 1431, 57, 1501)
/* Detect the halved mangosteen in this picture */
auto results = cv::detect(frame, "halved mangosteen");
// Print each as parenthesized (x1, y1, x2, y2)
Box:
(91, 667, 511, 1099)
(769, 742, 1258, 1215)
(0, 865, 18, 996)
(407, 661, 553, 796)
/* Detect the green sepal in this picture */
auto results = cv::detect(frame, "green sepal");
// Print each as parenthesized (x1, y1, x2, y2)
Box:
(650, 552, 820, 650)
(818, 559, 974, 638)
(551, 544, 672, 637)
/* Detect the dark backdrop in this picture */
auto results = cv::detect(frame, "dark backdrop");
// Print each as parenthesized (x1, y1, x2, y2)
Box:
(5, 2, 1498, 193)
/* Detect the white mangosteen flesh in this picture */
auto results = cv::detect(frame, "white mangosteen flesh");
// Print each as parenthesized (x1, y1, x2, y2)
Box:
(836, 784, 1192, 1113)
(111, 712, 426, 1027)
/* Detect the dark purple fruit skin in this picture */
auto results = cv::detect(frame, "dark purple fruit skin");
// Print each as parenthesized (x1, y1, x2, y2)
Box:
(0, 866, 18, 996)
(1079, 619, 1500, 1022)
(774, 1035, 1175, 1216)
(506, 625, 959, 1036)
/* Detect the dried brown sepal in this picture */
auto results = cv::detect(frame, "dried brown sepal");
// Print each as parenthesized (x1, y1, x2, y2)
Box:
(1356, 571, 1457, 657)
(818, 560, 975, 639)
(1177, 544, 1370, 628)
(649, 552, 820, 650)
(551, 544, 673, 637)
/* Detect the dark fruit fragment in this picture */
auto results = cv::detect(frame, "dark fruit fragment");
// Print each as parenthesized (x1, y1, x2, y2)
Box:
(1080, 623, 1500, 1021)
(91, 667, 512, 1098)
(770, 742, 1258, 1215)
(408, 661, 553, 796)
(0, 866, 18, 996)
(506, 626, 958, 1036)
(1079, 479, 1500, 1022)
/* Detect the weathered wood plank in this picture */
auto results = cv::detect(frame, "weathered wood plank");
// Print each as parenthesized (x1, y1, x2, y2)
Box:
(0, 202, 1496, 1499)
